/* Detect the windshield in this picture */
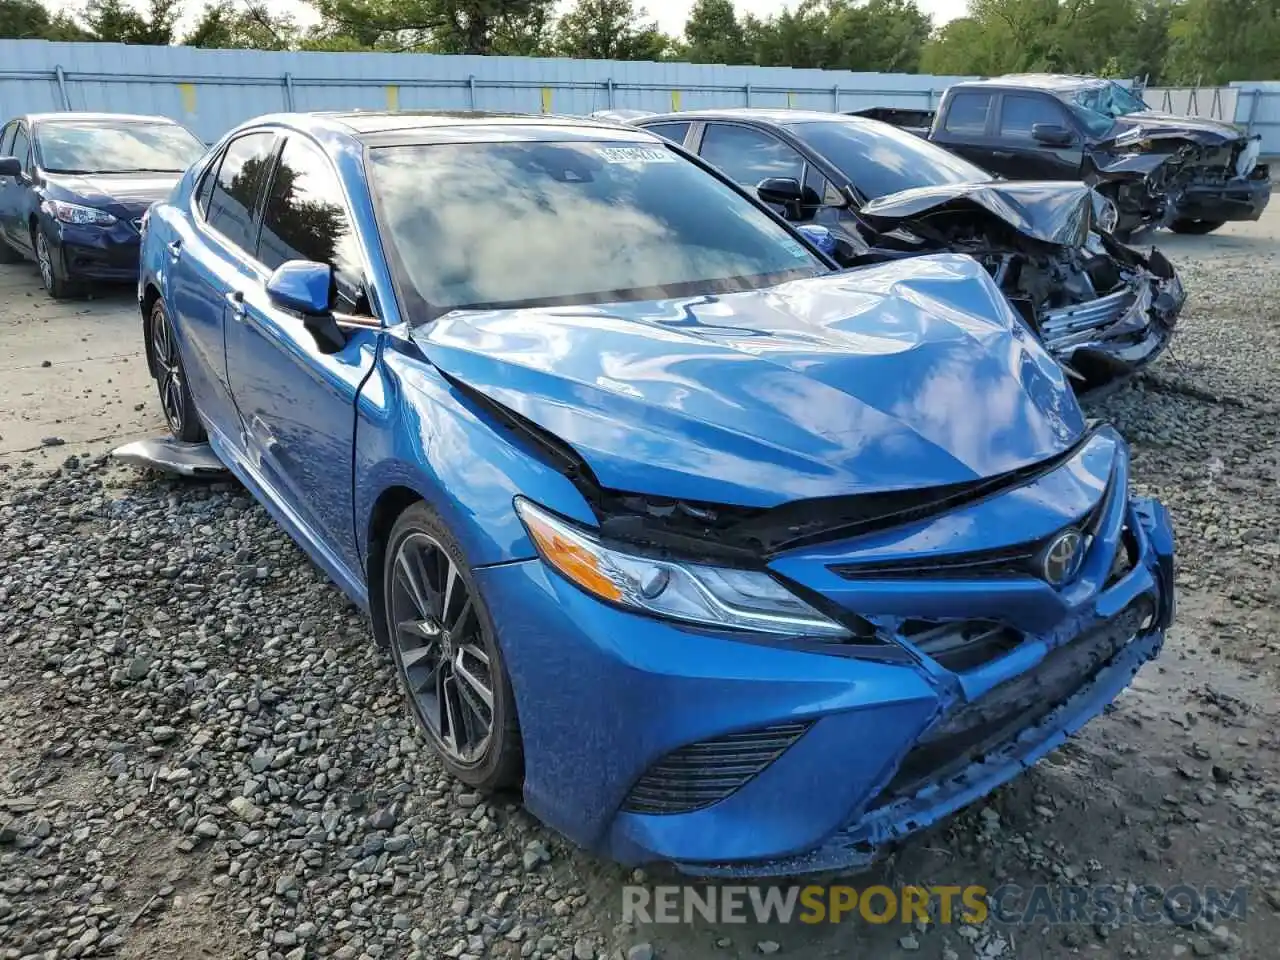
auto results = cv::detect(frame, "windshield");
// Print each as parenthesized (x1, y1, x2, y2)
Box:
(1069, 82, 1149, 135)
(785, 119, 991, 200)
(368, 140, 826, 317)
(36, 121, 205, 174)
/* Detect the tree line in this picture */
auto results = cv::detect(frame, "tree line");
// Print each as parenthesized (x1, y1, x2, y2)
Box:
(2, 0, 1278, 85)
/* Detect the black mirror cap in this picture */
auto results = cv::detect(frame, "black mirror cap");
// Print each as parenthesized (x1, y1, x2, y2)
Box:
(1032, 123, 1073, 147)
(0, 156, 21, 178)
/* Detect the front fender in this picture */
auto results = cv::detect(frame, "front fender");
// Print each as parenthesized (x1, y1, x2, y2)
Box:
(354, 337, 599, 572)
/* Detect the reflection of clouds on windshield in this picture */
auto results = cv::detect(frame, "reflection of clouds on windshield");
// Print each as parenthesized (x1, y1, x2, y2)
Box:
(371, 143, 813, 310)
(38, 123, 204, 174)
(791, 120, 989, 199)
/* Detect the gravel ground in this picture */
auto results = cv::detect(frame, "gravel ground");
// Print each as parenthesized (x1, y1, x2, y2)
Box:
(3, 220, 1280, 960)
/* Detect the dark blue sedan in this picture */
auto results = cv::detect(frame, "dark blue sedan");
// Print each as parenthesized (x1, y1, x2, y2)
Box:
(136, 111, 1175, 875)
(0, 112, 205, 298)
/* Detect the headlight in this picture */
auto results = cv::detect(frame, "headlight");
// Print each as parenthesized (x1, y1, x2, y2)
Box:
(515, 497, 850, 639)
(42, 200, 117, 226)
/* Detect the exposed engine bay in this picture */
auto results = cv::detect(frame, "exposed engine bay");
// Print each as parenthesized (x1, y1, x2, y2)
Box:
(848, 182, 1185, 395)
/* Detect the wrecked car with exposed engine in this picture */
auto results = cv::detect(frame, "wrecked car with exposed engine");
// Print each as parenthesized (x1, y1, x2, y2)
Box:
(635, 108, 1185, 396)
(898, 74, 1270, 237)
(135, 111, 1176, 876)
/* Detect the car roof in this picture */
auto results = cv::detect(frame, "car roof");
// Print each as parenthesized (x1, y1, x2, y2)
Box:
(949, 74, 1109, 93)
(22, 111, 180, 125)
(234, 110, 666, 145)
(637, 108, 867, 126)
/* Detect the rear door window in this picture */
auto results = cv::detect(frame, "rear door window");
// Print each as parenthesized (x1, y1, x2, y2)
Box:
(943, 93, 993, 134)
(205, 132, 276, 256)
(999, 94, 1071, 138)
(698, 123, 806, 188)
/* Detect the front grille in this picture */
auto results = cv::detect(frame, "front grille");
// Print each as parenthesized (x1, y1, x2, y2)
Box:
(871, 597, 1154, 806)
(900, 619, 1024, 673)
(621, 722, 813, 815)
(1040, 285, 1149, 349)
(830, 465, 1115, 584)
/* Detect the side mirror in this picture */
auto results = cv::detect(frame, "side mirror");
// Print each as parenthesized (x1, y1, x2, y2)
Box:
(0, 156, 21, 178)
(1032, 123, 1073, 147)
(265, 260, 347, 353)
(756, 177, 823, 221)
(795, 223, 837, 256)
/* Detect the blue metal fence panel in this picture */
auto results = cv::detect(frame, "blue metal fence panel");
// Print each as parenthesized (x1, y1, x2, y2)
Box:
(1231, 83, 1280, 156)
(0, 38, 973, 142)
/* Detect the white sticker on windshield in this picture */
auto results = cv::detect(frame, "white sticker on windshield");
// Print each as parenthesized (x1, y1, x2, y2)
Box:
(596, 146, 675, 165)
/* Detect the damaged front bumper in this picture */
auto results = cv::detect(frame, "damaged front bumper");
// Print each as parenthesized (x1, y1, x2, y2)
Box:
(1173, 166, 1272, 223)
(475, 428, 1174, 876)
(1039, 258, 1184, 397)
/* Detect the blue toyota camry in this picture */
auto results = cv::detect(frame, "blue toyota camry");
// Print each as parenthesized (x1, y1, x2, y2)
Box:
(137, 111, 1175, 875)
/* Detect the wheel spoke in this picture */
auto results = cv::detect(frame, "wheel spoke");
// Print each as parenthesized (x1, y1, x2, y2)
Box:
(440, 672, 462, 752)
(395, 549, 433, 619)
(448, 596, 474, 637)
(454, 646, 493, 711)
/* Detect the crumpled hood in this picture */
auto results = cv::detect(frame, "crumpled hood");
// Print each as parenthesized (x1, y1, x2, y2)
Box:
(859, 180, 1095, 247)
(42, 172, 180, 219)
(1103, 111, 1247, 147)
(416, 254, 1084, 509)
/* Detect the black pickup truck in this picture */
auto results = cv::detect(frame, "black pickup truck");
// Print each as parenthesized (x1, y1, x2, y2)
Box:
(862, 74, 1271, 236)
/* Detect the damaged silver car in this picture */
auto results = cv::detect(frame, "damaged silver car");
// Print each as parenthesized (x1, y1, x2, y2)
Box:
(635, 109, 1185, 397)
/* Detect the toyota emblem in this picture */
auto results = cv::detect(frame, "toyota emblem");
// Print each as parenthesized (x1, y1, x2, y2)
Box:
(1040, 529, 1084, 586)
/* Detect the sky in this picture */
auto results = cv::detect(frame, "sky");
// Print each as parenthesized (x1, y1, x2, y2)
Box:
(52, 0, 971, 38)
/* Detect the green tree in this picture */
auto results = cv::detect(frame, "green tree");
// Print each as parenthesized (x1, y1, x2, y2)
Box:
(83, 0, 180, 44)
(1164, 0, 1280, 84)
(683, 0, 748, 64)
(0, 0, 91, 39)
(554, 0, 670, 60)
(307, 0, 555, 54)
(744, 0, 931, 71)
(185, 2, 298, 50)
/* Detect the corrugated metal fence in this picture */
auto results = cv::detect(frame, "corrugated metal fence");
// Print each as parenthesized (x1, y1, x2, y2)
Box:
(5, 40, 1280, 155)
(0, 39, 971, 143)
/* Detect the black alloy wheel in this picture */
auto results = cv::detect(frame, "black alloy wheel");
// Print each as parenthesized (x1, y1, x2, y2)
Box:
(384, 503, 523, 790)
(149, 298, 205, 442)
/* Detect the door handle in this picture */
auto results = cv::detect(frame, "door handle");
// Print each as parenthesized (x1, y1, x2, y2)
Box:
(226, 289, 246, 321)
(992, 150, 1015, 159)
(166, 240, 182, 261)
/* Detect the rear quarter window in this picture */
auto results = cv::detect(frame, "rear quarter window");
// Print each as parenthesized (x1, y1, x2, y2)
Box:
(943, 93, 993, 135)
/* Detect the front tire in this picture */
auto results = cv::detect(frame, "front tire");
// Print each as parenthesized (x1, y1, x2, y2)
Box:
(1170, 218, 1226, 235)
(148, 297, 205, 442)
(384, 503, 523, 792)
(33, 226, 81, 299)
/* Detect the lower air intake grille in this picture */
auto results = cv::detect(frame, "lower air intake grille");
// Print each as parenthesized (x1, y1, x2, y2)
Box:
(622, 722, 813, 815)
(872, 596, 1154, 807)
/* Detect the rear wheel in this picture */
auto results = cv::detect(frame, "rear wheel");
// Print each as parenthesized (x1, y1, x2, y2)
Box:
(149, 297, 205, 442)
(33, 226, 81, 299)
(1169, 218, 1226, 235)
(384, 503, 523, 791)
